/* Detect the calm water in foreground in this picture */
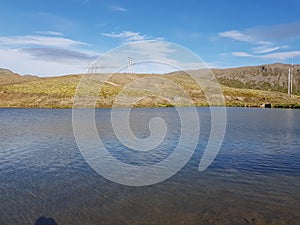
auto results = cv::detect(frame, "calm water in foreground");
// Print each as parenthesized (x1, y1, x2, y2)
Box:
(0, 108, 299, 225)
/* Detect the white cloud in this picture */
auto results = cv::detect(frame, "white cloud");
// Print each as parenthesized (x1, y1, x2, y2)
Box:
(0, 35, 88, 48)
(0, 48, 90, 76)
(218, 30, 254, 42)
(218, 29, 282, 54)
(89, 40, 208, 74)
(220, 25, 300, 61)
(260, 51, 300, 60)
(256, 41, 273, 45)
(102, 31, 147, 42)
(0, 34, 97, 76)
(109, 5, 127, 12)
(252, 46, 283, 54)
(101, 31, 164, 44)
(35, 31, 63, 36)
(232, 50, 300, 61)
(232, 52, 253, 57)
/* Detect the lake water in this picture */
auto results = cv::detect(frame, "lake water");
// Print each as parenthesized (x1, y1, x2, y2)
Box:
(1, 108, 299, 225)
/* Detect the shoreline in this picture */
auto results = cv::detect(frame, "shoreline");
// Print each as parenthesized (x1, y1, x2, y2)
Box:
(1, 103, 300, 109)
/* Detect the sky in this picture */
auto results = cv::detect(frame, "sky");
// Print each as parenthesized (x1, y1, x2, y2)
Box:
(1, 0, 300, 76)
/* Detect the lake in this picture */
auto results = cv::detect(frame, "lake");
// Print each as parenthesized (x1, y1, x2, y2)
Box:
(1, 107, 299, 225)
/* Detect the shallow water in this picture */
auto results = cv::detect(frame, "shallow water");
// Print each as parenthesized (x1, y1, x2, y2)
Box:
(0, 108, 299, 225)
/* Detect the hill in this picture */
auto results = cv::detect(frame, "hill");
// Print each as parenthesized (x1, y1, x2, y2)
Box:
(212, 63, 300, 95)
(0, 64, 299, 108)
(0, 68, 39, 86)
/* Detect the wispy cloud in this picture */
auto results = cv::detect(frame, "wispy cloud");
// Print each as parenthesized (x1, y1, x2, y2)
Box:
(259, 51, 300, 60)
(102, 31, 147, 42)
(0, 33, 97, 76)
(256, 41, 273, 45)
(21, 48, 96, 63)
(232, 52, 253, 57)
(218, 29, 277, 50)
(35, 31, 63, 36)
(219, 22, 300, 61)
(220, 29, 287, 57)
(0, 35, 88, 48)
(109, 5, 127, 12)
(252, 46, 282, 54)
(219, 22, 300, 44)
(101, 31, 164, 44)
(0, 48, 93, 76)
(219, 30, 254, 43)
(231, 51, 300, 60)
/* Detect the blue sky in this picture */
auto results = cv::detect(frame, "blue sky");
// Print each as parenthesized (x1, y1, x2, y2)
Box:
(1, 0, 300, 76)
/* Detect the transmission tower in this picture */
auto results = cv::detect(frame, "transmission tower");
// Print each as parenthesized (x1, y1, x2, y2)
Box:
(128, 57, 134, 74)
(288, 61, 293, 97)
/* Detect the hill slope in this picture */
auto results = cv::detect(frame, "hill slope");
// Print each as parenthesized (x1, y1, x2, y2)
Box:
(0, 64, 299, 108)
(212, 63, 300, 94)
(0, 68, 39, 86)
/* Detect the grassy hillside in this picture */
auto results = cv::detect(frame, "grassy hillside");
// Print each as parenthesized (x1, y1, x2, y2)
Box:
(0, 68, 299, 108)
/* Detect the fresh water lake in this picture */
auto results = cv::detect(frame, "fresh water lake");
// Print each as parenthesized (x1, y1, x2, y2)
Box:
(1, 107, 299, 225)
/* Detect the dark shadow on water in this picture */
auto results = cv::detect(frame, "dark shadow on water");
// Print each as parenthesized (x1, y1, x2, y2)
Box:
(34, 217, 58, 225)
